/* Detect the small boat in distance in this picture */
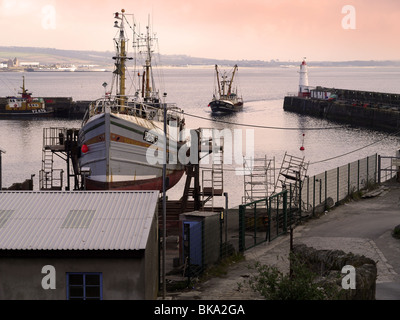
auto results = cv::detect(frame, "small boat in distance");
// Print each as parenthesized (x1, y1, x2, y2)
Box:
(0, 76, 52, 118)
(209, 64, 243, 114)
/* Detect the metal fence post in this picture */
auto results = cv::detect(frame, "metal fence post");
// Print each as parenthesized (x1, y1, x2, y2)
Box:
(337, 167, 340, 204)
(324, 171, 327, 211)
(313, 176, 316, 216)
(201, 220, 205, 275)
(307, 176, 310, 213)
(276, 193, 280, 236)
(224, 192, 228, 245)
(319, 178, 322, 204)
(239, 205, 245, 252)
(283, 190, 288, 232)
(265, 198, 270, 242)
(219, 212, 223, 259)
(267, 197, 271, 242)
(298, 180, 302, 218)
(378, 155, 381, 184)
(357, 160, 360, 191)
(253, 202, 257, 247)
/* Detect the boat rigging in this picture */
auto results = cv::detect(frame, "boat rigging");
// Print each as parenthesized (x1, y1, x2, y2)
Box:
(78, 9, 186, 191)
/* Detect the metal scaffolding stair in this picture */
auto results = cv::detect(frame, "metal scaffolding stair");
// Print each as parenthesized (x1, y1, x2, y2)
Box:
(39, 127, 81, 191)
(180, 128, 225, 212)
(242, 156, 276, 206)
(275, 152, 309, 209)
(40, 148, 63, 191)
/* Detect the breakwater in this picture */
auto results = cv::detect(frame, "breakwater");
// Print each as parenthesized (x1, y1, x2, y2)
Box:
(283, 87, 400, 133)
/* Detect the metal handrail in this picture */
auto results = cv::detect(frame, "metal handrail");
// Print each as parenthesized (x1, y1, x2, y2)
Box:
(82, 96, 184, 125)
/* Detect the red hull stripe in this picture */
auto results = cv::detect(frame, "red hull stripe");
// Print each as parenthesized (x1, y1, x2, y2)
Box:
(85, 170, 184, 191)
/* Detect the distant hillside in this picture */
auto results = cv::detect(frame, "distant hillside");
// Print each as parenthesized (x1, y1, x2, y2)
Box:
(0, 46, 399, 68)
(0, 46, 112, 65)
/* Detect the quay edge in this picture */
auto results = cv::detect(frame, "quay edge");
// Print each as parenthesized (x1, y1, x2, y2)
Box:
(283, 94, 400, 133)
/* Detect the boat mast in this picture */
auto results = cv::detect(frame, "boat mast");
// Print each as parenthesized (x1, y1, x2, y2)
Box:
(19, 76, 30, 99)
(145, 25, 152, 100)
(215, 65, 221, 97)
(114, 9, 128, 107)
(228, 65, 238, 95)
(21, 76, 26, 95)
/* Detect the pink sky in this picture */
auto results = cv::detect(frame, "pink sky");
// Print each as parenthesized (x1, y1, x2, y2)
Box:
(1, 0, 399, 61)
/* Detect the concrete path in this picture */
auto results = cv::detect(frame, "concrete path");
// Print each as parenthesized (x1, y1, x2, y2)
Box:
(168, 181, 400, 300)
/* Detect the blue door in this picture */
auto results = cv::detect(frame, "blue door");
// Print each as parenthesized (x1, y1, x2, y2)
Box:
(183, 221, 202, 267)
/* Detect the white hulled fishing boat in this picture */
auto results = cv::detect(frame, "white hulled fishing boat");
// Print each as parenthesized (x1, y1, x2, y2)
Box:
(78, 9, 186, 191)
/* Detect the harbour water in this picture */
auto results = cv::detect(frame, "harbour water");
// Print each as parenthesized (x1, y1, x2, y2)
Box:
(1, 66, 400, 208)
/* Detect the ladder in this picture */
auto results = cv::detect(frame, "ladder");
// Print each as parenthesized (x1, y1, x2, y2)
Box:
(202, 134, 224, 209)
(39, 148, 63, 190)
(180, 128, 225, 212)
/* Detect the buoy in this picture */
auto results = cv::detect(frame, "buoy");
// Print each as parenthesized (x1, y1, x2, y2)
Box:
(81, 144, 89, 154)
(300, 133, 305, 151)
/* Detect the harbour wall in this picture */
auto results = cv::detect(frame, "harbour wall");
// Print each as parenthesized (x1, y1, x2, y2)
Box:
(283, 95, 400, 133)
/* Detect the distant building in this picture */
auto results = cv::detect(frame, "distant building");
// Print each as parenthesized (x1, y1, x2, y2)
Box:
(20, 62, 40, 68)
(0, 191, 160, 300)
(310, 87, 333, 100)
(6, 57, 20, 68)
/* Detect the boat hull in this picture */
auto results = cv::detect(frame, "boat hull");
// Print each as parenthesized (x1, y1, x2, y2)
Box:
(0, 109, 53, 119)
(209, 99, 243, 113)
(84, 169, 184, 190)
(79, 110, 185, 192)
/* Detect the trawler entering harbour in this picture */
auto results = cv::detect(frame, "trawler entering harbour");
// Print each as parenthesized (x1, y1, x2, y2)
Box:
(209, 64, 243, 113)
(78, 9, 186, 191)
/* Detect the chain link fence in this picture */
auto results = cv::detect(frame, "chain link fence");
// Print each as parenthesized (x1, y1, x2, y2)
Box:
(300, 154, 378, 215)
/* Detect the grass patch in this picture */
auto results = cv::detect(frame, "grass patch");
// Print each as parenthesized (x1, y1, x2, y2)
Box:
(245, 253, 340, 300)
(392, 225, 400, 239)
(200, 252, 245, 281)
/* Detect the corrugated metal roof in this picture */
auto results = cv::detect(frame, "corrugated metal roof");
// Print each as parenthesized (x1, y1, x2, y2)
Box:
(0, 191, 159, 251)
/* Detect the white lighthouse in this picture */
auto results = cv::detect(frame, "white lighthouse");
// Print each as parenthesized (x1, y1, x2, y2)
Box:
(298, 58, 310, 97)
